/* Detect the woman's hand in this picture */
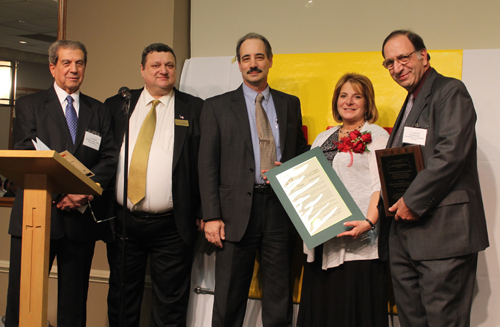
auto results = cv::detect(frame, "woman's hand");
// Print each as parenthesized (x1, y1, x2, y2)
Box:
(337, 219, 372, 239)
(262, 161, 282, 184)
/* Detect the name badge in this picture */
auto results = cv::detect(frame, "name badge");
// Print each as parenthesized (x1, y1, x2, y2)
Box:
(402, 126, 427, 146)
(175, 119, 189, 127)
(83, 130, 102, 150)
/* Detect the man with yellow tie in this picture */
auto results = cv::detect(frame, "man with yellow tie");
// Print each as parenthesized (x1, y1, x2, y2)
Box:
(105, 43, 204, 327)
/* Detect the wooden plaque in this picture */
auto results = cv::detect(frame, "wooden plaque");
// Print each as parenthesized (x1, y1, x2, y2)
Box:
(375, 145, 424, 216)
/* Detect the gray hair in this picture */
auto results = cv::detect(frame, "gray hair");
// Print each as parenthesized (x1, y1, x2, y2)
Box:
(48, 40, 87, 65)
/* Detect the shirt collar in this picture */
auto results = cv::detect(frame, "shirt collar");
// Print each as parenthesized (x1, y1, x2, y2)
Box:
(411, 66, 432, 99)
(143, 86, 174, 107)
(53, 81, 80, 106)
(242, 83, 270, 104)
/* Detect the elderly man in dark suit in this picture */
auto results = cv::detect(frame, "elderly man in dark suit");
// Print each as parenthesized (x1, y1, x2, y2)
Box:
(5, 40, 118, 327)
(199, 33, 309, 327)
(379, 30, 489, 327)
(105, 43, 203, 327)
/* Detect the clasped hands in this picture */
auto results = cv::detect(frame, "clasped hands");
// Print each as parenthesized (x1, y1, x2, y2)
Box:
(54, 194, 93, 212)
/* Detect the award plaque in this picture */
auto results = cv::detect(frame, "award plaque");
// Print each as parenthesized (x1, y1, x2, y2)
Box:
(265, 147, 364, 249)
(375, 145, 424, 216)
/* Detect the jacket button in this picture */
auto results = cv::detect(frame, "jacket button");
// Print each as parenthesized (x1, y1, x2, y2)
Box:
(250, 168, 254, 172)
(247, 192, 252, 196)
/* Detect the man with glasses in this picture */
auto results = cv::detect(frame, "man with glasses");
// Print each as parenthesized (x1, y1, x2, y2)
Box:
(379, 30, 488, 326)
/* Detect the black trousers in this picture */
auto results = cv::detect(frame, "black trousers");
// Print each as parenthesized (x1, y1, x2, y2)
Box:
(5, 235, 95, 327)
(106, 208, 194, 327)
(212, 189, 295, 327)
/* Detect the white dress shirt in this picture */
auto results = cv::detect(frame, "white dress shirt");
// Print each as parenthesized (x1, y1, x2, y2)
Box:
(53, 81, 80, 117)
(304, 123, 389, 269)
(116, 87, 175, 213)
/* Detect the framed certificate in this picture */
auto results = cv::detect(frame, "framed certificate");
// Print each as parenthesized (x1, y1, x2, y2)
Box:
(375, 145, 424, 216)
(265, 147, 364, 249)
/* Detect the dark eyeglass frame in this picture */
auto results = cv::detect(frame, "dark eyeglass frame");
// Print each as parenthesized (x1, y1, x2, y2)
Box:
(382, 50, 416, 70)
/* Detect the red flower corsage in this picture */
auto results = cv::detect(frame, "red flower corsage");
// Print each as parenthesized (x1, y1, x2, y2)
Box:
(334, 130, 372, 167)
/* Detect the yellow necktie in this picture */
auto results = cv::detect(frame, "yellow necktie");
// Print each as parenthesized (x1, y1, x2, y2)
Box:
(255, 93, 277, 178)
(128, 100, 160, 205)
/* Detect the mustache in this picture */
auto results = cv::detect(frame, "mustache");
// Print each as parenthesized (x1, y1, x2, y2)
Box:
(247, 67, 263, 74)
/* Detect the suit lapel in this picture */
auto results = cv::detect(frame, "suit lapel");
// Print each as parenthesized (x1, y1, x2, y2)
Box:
(173, 89, 189, 171)
(229, 86, 254, 156)
(270, 88, 287, 151)
(387, 94, 410, 148)
(45, 87, 74, 147)
(128, 89, 142, 118)
(74, 94, 93, 152)
(404, 69, 437, 129)
(387, 69, 437, 148)
(115, 88, 143, 144)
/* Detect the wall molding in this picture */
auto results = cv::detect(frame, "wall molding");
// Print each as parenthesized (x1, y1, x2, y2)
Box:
(0, 260, 152, 287)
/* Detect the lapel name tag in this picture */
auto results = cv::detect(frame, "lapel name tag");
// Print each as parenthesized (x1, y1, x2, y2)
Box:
(403, 126, 427, 146)
(175, 119, 189, 127)
(83, 130, 102, 150)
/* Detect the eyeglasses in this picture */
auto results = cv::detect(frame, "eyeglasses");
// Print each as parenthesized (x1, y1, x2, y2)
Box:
(382, 51, 416, 70)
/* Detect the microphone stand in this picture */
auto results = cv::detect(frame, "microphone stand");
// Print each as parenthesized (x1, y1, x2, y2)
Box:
(119, 94, 131, 327)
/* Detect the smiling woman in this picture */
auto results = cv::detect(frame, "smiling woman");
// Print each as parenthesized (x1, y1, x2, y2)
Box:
(297, 72, 390, 327)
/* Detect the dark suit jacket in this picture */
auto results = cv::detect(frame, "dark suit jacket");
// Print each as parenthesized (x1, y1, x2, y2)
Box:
(198, 85, 309, 242)
(105, 88, 203, 247)
(378, 68, 489, 261)
(9, 86, 118, 242)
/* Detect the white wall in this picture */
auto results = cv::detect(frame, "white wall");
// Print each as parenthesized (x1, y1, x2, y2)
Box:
(462, 49, 500, 327)
(191, 0, 500, 58)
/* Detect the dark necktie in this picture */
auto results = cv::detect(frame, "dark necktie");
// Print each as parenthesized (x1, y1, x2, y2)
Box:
(391, 94, 414, 148)
(255, 93, 277, 178)
(65, 95, 78, 144)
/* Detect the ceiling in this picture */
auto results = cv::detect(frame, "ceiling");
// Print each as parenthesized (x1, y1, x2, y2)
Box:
(0, 0, 58, 56)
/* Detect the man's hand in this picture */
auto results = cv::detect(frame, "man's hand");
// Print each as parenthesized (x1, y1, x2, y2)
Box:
(389, 197, 420, 222)
(55, 194, 93, 211)
(196, 219, 205, 232)
(204, 219, 225, 248)
(262, 161, 282, 184)
(337, 220, 372, 239)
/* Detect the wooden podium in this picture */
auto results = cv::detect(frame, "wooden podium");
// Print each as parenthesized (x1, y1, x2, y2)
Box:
(0, 150, 102, 327)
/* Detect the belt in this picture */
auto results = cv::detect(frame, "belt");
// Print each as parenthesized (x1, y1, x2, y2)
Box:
(254, 184, 273, 194)
(126, 210, 173, 219)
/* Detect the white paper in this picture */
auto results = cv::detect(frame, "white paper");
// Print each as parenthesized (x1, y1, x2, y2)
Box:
(83, 131, 101, 151)
(403, 126, 427, 146)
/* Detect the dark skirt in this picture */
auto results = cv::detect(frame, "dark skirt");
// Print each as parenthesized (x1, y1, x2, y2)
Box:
(297, 248, 388, 327)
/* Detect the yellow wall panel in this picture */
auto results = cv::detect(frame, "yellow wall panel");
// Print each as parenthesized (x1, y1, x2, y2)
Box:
(268, 50, 463, 142)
